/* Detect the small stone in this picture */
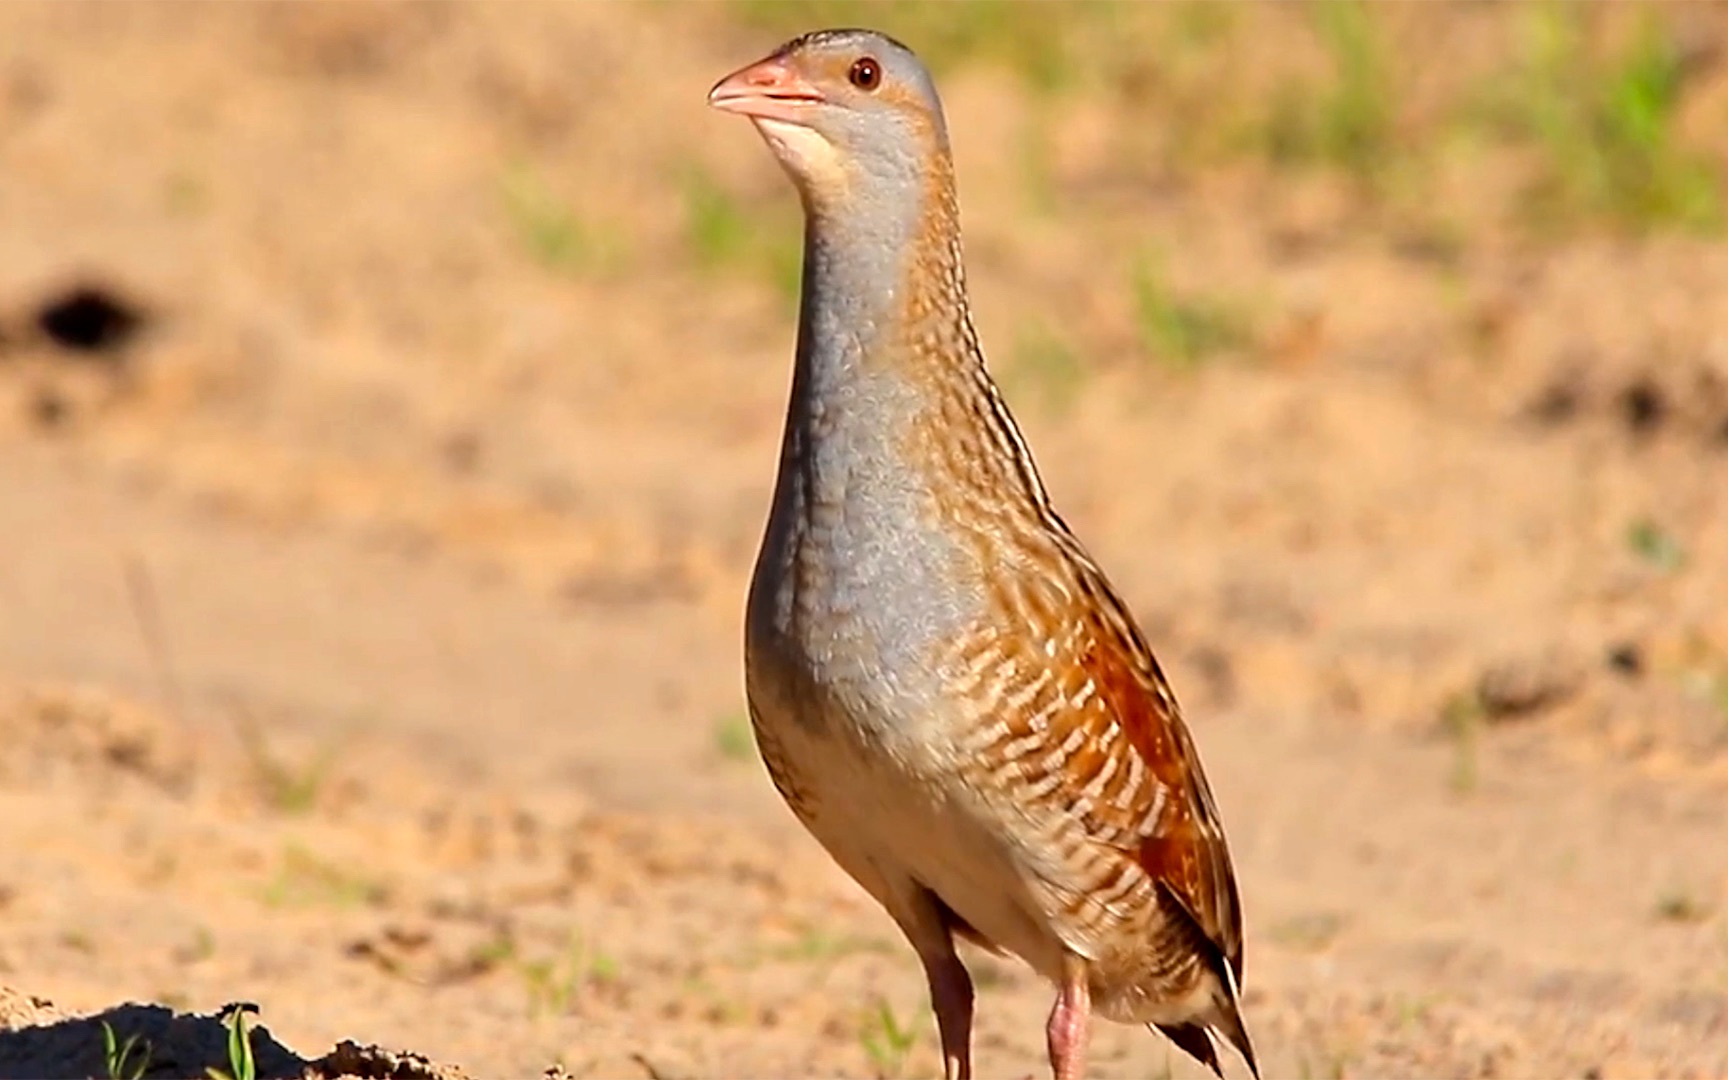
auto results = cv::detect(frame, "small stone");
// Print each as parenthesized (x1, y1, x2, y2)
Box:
(1476, 652, 1584, 722)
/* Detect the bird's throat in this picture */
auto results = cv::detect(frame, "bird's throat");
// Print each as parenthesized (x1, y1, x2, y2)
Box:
(790, 162, 971, 415)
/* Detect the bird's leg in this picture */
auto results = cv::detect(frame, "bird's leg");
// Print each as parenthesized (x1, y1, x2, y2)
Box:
(894, 891, 974, 1080)
(1046, 953, 1091, 1080)
(921, 943, 974, 1080)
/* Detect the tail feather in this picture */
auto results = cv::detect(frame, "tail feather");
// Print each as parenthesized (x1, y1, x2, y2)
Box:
(1208, 939, 1261, 1079)
(1153, 1005, 1258, 1080)
(1151, 882, 1260, 1078)
(1154, 1022, 1222, 1078)
(1209, 991, 1260, 1079)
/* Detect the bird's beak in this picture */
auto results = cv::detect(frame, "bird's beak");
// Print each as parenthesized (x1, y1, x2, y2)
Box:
(707, 55, 825, 126)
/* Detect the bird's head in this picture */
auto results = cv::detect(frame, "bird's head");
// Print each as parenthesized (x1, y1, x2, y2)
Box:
(708, 29, 948, 212)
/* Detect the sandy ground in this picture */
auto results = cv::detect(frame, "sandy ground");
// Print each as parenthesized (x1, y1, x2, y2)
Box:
(2, 4, 1727, 1078)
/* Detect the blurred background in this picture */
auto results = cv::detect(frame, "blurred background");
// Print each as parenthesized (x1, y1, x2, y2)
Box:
(1, 3, 1725, 1077)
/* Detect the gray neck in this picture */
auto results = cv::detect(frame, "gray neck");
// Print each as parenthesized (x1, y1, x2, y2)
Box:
(753, 166, 981, 698)
(789, 180, 927, 413)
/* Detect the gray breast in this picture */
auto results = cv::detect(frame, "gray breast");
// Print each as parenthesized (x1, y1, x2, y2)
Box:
(748, 373, 977, 739)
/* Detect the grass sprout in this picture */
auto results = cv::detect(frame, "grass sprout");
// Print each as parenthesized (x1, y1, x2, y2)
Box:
(500, 162, 624, 275)
(1484, 6, 1722, 234)
(102, 1021, 151, 1080)
(1441, 690, 1485, 794)
(713, 712, 756, 762)
(1130, 256, 1252, 369)
(205, 1003, 258, 1080)
(1627, 517, 1686, 572)
(858, 997, 920, 1079)
(236, 718, 335, 815)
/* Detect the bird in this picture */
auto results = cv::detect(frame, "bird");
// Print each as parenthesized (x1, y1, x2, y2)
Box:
(709, 28, 1258, 1080)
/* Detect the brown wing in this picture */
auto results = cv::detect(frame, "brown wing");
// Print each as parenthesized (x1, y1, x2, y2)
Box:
(1065, 553, 1245, 981)
(956, 527, 1244, 983)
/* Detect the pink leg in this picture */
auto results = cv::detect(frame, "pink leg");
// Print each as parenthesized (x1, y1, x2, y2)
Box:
(1046, 954, 1091, 1080)
(893, 889, 974, 1080)
(923, 947, 974, 1080)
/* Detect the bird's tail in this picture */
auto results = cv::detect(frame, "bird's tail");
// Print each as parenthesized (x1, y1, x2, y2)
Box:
(1151, 961, 1258, 1079)
(1150, 882, 1260, 1078)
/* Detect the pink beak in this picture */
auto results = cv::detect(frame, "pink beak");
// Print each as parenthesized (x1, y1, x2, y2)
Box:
(707, 55, 825, 125)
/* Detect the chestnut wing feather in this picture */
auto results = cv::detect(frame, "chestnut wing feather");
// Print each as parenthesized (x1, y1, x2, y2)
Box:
(1071, 557, 1243, 978)
(969, 529, 1244, 982)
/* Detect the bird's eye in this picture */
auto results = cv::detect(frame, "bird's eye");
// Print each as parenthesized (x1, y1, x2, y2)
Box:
(848, 56, 881, 91)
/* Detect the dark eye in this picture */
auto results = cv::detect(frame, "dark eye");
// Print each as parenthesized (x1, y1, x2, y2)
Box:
(848, 56, 881, 91)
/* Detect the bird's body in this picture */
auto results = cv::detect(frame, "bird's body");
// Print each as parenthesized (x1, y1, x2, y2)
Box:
(713, 29, 1257, 1080)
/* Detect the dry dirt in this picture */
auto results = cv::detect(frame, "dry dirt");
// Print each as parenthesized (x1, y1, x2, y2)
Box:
(2, 4, 1727, 1078)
